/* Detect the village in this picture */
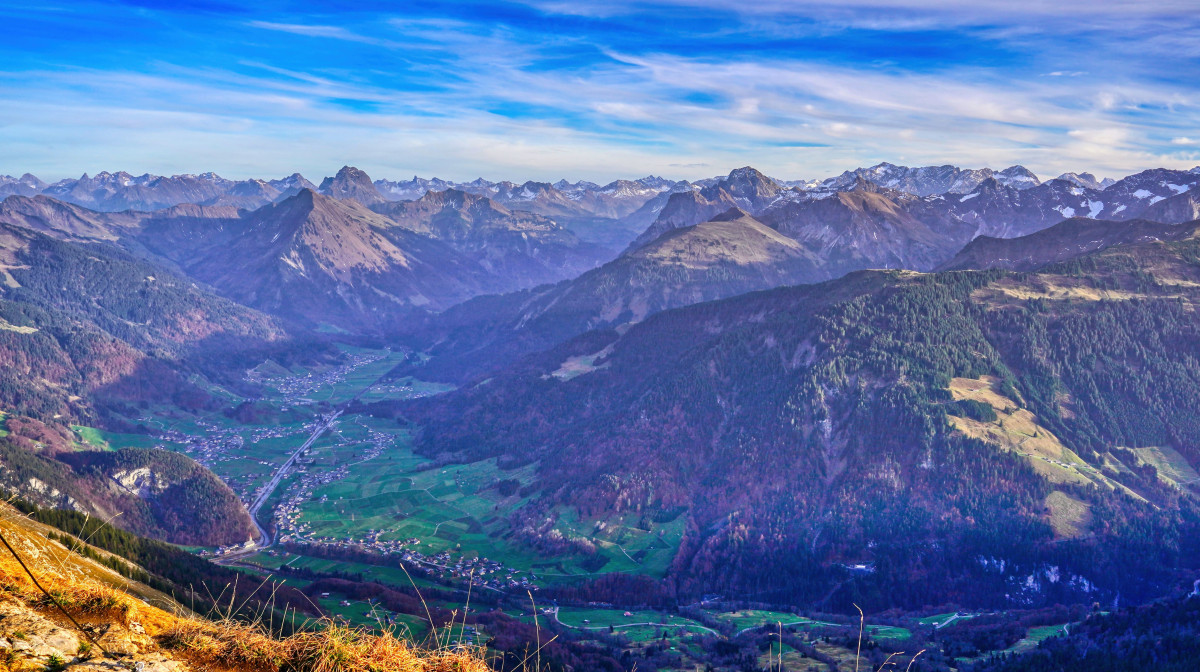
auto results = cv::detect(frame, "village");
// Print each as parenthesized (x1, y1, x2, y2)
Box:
(138, 348, 544, 598)
(244, 349, 392, 409)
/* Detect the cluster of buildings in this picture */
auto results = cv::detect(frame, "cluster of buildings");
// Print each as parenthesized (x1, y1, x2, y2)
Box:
(410, 551, 539, 592)
(363, 378, 444, 401)
(275, 529, 540, 593)
(269, 420, 392, 539)
(149, 418, 308, 500)
(244, 350, 391, 409)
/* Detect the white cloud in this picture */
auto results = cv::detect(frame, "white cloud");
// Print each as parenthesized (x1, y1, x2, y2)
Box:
(2, 6, 1198, 184)
(247, 21, 402, 49)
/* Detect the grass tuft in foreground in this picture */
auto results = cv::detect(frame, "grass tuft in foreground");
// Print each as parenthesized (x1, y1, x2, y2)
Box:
(0, 505, 490, 672)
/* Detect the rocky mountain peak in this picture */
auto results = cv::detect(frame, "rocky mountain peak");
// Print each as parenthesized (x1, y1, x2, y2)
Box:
(996, 165, 1041, 189)
(318, 165, 386, 206)
(1055, 172, 1111, 190)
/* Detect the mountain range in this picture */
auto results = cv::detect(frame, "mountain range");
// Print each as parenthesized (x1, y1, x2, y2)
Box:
(4, 159, 1200, 619)
(4, 161, 1198, 374)
(8, 162, 1194, 222)
(392, 165, 1200, 382)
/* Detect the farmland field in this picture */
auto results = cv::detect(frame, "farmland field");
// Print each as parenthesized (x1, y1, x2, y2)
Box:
(291, 425, 687, 581)
(1007, 623, 1071, 654)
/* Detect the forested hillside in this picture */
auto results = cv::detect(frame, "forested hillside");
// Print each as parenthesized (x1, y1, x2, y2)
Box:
(970, 596, 1200, 672)
(395, 230, 1200, 609)
(0, 218, 309, 547)
(0, 220, 298, 423)
(0, 439, 256, 544)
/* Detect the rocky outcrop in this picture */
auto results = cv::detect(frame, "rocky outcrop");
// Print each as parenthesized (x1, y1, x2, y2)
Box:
(0, 600, 189, 671)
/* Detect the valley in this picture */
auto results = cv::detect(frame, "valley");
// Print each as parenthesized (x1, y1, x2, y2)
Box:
(123, 343, 687, 586)
(2, 160, 1200, 672)
(65, 338, 1098, 672)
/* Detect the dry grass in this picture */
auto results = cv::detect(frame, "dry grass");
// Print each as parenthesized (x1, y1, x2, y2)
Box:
(1044, 491, 1093, 539)
(548, 344, 614, 381)
(946, 377, 1154, 505)
(1131, 445, 1200, 491)
(971, 275, 1155, 304)
(0, 504, 490, 672)
(947, 377, 1077, 463)
(159, 616, 485, 672)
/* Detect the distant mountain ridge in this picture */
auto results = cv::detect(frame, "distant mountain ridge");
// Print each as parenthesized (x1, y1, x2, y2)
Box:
(372, 188, 610, 288)
(10, 162, 1195, 216)
(5, 161, 1200, 342)
(394, 163, 1200, 383)
(939, 216, 1200, 271)
(628, 166, 1200, 256)
(820, 162, 1043, 195)
(0, 187, 617, 332)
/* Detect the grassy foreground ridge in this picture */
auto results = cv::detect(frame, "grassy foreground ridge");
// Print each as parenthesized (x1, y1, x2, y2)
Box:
(0, 502, 489, 672)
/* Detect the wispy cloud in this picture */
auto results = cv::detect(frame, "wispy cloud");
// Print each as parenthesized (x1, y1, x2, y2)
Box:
(0, 1, 1196, 182)
(247, 21, 389, 44)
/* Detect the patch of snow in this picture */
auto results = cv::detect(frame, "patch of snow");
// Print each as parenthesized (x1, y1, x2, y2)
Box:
(1087, 200, 1103, 218)
(1168, 183, 1189, 194)
(1149, 195, 1165, 204)
(1133, 189, 1153, 199)
(959, 192, 980, 202)
(1113, 204, 1127, 214)
(1070, 575, 1097, 593)
(1055, 206, 1076, 218)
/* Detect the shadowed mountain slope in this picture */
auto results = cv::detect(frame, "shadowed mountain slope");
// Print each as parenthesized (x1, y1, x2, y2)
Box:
(395, 232, 1200, 609)
(177, 189, 491, 330)
(940, 217, 1200, 271)
(373, 188, 611, 288)
(397, 208, 824, 382)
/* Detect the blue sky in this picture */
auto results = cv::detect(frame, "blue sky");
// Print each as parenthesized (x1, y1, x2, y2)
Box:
(1, 1, 1197, 183)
